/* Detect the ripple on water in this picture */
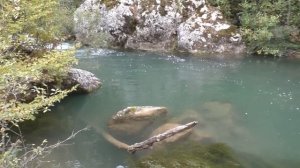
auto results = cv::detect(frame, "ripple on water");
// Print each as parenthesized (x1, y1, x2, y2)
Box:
(76, 48, 117, 58)
(158, 55, 186, 63)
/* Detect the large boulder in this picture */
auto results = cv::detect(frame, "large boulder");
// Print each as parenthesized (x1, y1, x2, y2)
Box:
(63, 68, 102, 93)
(74, 0, 245, 55)
(3, 68, 101, 103)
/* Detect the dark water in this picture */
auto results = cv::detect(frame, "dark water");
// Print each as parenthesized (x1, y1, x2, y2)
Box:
(22, 49, 300, 167)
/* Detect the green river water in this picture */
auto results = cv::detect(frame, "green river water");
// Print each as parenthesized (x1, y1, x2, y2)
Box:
(22, 48, 300, 167)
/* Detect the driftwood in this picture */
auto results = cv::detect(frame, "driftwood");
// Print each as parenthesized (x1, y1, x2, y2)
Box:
(100, 121, 198, 154)
(90, 123, 129, 149)
(101, 131, 129, 149)
(127, 121, 198, 153)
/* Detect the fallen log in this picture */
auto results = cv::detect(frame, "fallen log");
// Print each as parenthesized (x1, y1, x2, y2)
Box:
(89, 123, 130, 149)
(127, 121, 198, 153)
(101, 131, 129, 150)
(96, 121, 198, 153)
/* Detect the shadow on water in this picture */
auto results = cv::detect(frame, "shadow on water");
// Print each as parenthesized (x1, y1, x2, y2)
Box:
(19, 94, 89, 143)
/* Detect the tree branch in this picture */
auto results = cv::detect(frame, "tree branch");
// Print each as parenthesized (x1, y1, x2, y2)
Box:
(101, 121, 198, 154)
(127, 121, 198, 153)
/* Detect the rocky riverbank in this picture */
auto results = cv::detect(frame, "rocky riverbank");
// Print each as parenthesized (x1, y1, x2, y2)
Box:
(74, 0, 245, 55)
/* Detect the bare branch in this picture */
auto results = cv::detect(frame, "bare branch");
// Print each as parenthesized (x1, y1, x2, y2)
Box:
(127, 121, 198, 153)
(19, 127, 89, 167)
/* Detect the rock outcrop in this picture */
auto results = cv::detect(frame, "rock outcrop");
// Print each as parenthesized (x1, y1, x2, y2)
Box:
(74, 0, 245, 55)
(63, 68, 102, 93)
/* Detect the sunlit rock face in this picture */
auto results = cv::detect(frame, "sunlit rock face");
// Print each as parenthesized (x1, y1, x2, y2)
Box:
(74, 0, 245, 55)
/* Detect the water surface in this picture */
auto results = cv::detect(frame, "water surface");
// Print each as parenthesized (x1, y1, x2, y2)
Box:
(23, 49, 300, 167)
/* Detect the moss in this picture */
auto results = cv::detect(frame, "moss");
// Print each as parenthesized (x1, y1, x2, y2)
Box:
(140, 0, 157, 12)
(208, 25, 238, 43)
(158, 6, 168, 16)
(130, 141, 243, 168)
(101, 0, 119, 9)
(158, 0, 174, 16)
(123, 15, 139, 35)
(206, 0, 243, 21)
(181, 1, 193, 20)
(218, 25, 237, 38)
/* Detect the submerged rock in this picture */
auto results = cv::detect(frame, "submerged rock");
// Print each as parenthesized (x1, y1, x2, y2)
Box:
(63, 68, 102, 93)
(130, 142, 243, 168)
(74, 0, 245, 55)
(201, 101, 250, 142)
(108, 106, 168, 134)
(111, 106, 168, 121)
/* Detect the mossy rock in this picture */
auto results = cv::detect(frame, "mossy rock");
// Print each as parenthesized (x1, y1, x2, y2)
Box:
(102, 0, 119, 9)
(218, 25, 237, 37)
(130, 141, 243, 168)
(140, 0, 157, 11)
(107, 106, 168, 134)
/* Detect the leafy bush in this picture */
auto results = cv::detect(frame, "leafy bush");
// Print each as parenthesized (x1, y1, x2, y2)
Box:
(208, 0, 300, 56)
(0, 0, 77, 121)
(0, 0, 79, 166)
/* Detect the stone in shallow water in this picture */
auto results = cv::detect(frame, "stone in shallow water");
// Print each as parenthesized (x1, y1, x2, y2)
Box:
(108, 106, 168, 134)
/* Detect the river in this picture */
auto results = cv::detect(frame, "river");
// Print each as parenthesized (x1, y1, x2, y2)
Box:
(22, 48, 300, 167)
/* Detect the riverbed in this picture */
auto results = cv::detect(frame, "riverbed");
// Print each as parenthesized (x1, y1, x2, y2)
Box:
(22, 48, 300, 167)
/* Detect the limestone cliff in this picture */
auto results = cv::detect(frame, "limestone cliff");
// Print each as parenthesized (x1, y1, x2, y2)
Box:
(74, 0, 245, 54)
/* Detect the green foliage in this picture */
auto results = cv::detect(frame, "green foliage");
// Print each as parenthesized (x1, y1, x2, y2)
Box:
(240, 0, 282, 55)
(102, 0, 119, 9)
(0, 51, 77, 121)
(131, 142, 243, 168)
(0, 0, 82, 56)
(207, 0, 242, 19)
(0, 0, 79, 166)
(59, 0, 86, 39)
(0, 0, 61, 53)
(0, 0, 77, 122)
(74, 7, 110, 47)
(207, 0, 231, 18)
(208, 0, 300, 56)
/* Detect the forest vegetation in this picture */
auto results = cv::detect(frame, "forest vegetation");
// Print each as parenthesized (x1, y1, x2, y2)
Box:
(0, 0, 79, 167)
(208, 0, 300, 56)
(0, 0, 299, 167)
